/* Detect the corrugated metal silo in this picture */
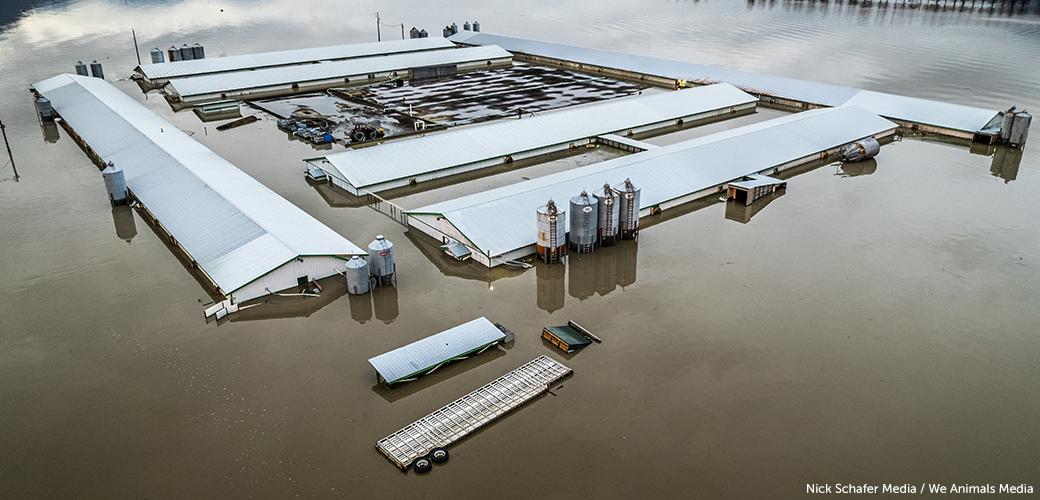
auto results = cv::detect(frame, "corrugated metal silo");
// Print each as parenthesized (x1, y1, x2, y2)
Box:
(179, 44, 194, 61)
(35, 97, 54, 121)
(192, 43, 205, 60)
(90, 60, 104, 79)
(75, 61, 89, 76)
(150, 47, 165, 64)
(536, 199, 566, 264)
(593, 182, 619, 247)
(1009, 112, 1031, 148)
(463, 22, 471, 31)
(473, 21, 480, 32)
(419, 29, 428, 38)
(344, 256, 370, 295)
(410, 27, 420, 39)
(569, 190, 598, 253)
(841, 137, 880, 162)
(169, 46, 181, 62)
(368, 235, 395, 286)
(450, 23, 458, 35)
(102, 162, 128, 206)
(614, 178, 641, 240)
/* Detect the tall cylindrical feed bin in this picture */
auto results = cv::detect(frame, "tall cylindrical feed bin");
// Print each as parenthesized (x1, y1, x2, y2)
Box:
(536, 199, 566, 264)
(569, 191, 598, 253)
(102, 162, 128, 206)
(90, 60, 104, 79)
(594, 183, 620, 247)
(192, 43, 205, 60)
(369, 235, 395, 286)
(344, 256, 370, 295)
(169, 46, 180, 62)
(75, 61, 89, 76)
(1009, 112, 1031, 148)
(35, 97, 54, 121)
(150, 47, 165, 64)
(179, 44, 194, 61)
(614, 178, 641, 240)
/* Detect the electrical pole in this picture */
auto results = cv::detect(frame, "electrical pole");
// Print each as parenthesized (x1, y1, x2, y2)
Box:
(375, 12, 381, 41)
(1, 119, 18, 182)
(132, 29, 141, 65)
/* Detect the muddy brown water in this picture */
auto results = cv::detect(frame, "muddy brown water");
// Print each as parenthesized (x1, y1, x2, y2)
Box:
(1, 1, 1038, 498)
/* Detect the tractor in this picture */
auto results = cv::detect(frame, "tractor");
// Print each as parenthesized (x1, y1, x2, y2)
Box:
(350, 123, 385, 143)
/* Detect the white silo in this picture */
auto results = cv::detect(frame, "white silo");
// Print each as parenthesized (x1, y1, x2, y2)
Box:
(593, 182, 620, 247)
(536, 199, 566, 264)
(569, 191, 598, 254)
(368, 235, 395, 286)
(614, 178, 641, 240)
(344, 256, 370, 295)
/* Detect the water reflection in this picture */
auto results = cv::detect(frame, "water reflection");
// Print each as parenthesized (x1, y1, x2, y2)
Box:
(725, 189, 786, 224)
(40, 120, 59, 143)
(348, 292, 372, 324)
(404, 230, 526, 283)
(372, 284, 399, 324)
(536, 262, 565, 313)
(749, 0, 1038, 18)
(231, 274, 348, 321)
(111, 205, 136, 244)
(835, 158, 878, 177)
(990, 146, 1022, 183)
(561, 238, 640, 305)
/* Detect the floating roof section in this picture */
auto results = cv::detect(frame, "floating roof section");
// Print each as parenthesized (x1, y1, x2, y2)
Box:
(368, 317, 506, 385)
(137, 37, 456, 83)
(33, 74, 365, 301)
(166, 45, 513, 103)
(407, 105, 897, 267)
(451, 32, 1002, 136)
(311, 83, 756, 194)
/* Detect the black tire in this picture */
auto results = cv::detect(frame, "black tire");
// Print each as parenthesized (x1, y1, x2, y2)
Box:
(367, 130, 379, 140)
(430, 447, 449, 464)
(352, 131, 365, 142)
(412, 456, 432, 473)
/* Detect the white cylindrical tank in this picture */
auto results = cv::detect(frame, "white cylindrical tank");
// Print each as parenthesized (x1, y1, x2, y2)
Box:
(614, 178, 641, 240)
(102, 162, 128, 206)
(569, 191, 598, 254)
(368, 235, 395, 286)
(150, 47, 165, 64)
(90, 60, 104, 79)
(536, 199, 566, 264)
(344, 256, 370, 295)
(593, 183, 620, 247)
(841, 137, 880, 162)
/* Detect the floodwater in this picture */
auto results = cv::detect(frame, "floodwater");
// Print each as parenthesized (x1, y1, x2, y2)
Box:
(1, 0, 1039, 498)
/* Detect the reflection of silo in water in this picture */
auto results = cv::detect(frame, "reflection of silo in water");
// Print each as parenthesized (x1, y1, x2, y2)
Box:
(616, 239, 639, 289)
(568, 254, 596, 301)
(536, 262, 565, 313)
(41, 121, 60, 143)
(111, 205, 136, 244)
(348, 293, 373, 324)
(372, 284, 399, 324)
(594, 245, 617, 297)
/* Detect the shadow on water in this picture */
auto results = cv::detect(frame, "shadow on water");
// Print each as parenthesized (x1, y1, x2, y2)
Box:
(835, 158, 878, 178)
(229, 274, 348, 322)
(370, 345, 508, 404)
(725, 188, 787, 224)
(563, 237, 640, 305)
(0, 0, 71, 30)
(404, 230, 528, 283)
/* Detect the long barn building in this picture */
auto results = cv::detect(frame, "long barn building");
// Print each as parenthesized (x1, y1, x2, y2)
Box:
(33, 74, 365, 302)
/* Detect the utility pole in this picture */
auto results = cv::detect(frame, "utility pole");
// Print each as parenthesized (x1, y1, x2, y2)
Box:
(132, 29, 141, 65)
(401, 23, 405, 40)
(375, 12, 381, 42)
(1, 119, 18, 182)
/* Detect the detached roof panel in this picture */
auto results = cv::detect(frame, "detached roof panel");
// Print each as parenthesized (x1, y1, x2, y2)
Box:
(368, 317, 506, 385)
(33, 74, 365, 293)
(321, 83, 756, 190)
(138, 37, 457, 81)
(409, 106, 897, 257)
(167, 45, 513, 99)
(452, 32, 1000, 133)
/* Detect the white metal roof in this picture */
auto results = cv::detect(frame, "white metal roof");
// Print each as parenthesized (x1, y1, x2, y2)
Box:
(318, 83, 755, 190)
(33, 74, 365, 294)
(408, 105, 897, 258)
(166, 45, 513, 99)
(138, 37, 456, 81)
(368, 317, 506, 384)
(451, 32, 1001, 133)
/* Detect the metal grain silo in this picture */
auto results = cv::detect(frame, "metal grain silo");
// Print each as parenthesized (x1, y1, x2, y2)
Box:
(841, 137, 880, 162)
(1009, 112, 1031, 148)
(75, 61, 88, 76)
(410, 27, 420, 39)
(613, 178, 641, 240)
(473, 21, 480, 32)
(536, 199, 566, 264)
(102, 162, 128, 206)
(179, 44, 194, 61)
(419, 29, 428, 38)
(192, 43, 205, 59)
(150, 47, 165, 64)
(344, 256, 370, 295)
(90, 60, 104, 79)
(35, 97, 54, 121)
(593, 182, 619, 247)
(450, 23, 458, 35)
(368, 235, 395, 286)
(169, 46, 180, 62)
(569, 191, 598, 253)
(463, 22, 471, 31)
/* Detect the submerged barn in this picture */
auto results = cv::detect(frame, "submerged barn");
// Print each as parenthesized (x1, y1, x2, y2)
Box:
(33, 74, 365, 302)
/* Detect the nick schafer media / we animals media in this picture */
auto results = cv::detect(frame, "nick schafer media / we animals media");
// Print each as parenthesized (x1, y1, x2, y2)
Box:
(808, 483, 1034, 494)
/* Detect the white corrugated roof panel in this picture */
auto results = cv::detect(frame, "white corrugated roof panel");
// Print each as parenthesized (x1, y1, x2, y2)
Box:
(368, 317, 506, 384)
(320, 83, 756, 191)
(452, 32, 1000, 133)
(33, 74, 365, 294)
(167, 45, 512, 99)
(138, 37, 456, 81)
(408, 106, 897, 258)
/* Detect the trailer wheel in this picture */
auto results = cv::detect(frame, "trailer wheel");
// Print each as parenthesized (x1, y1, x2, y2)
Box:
(430, 447, 449, 464)
(352, 131, 366, 142)
(412, 456, 432, 473)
